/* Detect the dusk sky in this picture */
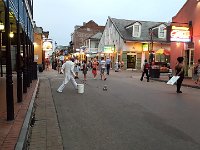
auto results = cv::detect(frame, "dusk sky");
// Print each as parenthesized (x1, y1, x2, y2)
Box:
(33, 0, 186, 46)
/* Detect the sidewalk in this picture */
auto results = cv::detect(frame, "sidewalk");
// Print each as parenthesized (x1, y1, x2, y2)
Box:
(151, 73, 200, 89)
(0, 69, 199, 150)
(0, 79, 39, 150)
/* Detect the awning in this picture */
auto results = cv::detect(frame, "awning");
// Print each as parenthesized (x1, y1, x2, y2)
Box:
(156, 49, 170, 55)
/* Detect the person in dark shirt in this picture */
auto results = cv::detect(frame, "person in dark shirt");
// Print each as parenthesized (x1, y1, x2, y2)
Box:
(175, 57, 185, 93)
(140, 59, 150, 82)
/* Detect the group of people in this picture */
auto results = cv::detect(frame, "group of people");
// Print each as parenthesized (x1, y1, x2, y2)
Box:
(57, 56, 110, 93)
(140, 57, 200, 94)
(56, 55, 200, 94)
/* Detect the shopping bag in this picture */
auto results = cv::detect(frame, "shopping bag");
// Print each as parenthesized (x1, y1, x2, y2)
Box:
(167, 76, 180, 85)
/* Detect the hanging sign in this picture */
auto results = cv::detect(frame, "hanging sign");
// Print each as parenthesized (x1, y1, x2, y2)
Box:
(170, 26, 191, 42)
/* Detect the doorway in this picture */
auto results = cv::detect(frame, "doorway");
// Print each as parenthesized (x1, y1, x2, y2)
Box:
(127, 54, 136, 69)
(184, 49, 194, 77)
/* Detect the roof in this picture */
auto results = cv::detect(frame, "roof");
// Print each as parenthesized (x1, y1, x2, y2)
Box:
(109, 17, 170, 42)
(89, 32, 103, 40)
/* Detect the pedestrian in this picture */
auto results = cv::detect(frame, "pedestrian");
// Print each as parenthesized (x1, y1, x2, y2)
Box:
(74, 62, 80, 79)
(100, 57, 106, 80)
(140, 59, 150, 82)
(121, 60, 124, 70)
(105, 57, 111, 75)
(82, 60, 88, 82)
(57, 57, 78, 93)
(114, 60, 119, 72)
(175, 57, 185, 93)
(92, 58, 98, 79)
(194, 59, 200, 84)
(45, 58, 50, 71)
(57, 59, 62, 74)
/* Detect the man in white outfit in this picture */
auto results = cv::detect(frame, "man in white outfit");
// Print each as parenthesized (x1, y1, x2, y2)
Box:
(57, 57, 78, 93)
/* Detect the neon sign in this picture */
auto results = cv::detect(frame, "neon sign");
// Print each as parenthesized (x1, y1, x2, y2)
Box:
(170, 26, 191, 42)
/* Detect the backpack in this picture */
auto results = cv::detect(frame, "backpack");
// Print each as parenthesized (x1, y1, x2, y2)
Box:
(144, 63, 150, 70)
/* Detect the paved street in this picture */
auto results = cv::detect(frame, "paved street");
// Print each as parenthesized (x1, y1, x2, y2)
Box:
(28, 69, 200, 150)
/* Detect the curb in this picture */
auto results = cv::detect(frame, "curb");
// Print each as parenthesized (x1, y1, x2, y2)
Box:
(151, 78, 200, 89)
(15, 79, 40, 150)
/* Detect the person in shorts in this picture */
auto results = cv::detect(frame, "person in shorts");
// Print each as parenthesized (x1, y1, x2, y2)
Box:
(100, 57, 106, 81)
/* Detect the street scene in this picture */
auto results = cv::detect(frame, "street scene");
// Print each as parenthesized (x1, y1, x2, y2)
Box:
(26, 69, 200, 150)
(1, 0, 200, 150)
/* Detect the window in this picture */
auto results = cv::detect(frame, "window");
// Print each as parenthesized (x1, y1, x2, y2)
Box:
(132, 23, 141, 37)
(95, 42, 98, 48)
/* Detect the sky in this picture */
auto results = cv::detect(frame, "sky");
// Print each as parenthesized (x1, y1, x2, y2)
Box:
(33, 0, 187, 46)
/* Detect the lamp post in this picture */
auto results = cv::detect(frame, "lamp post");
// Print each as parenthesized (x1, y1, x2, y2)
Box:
(0, 12, 4, 77)
(149, 28, 154, 64)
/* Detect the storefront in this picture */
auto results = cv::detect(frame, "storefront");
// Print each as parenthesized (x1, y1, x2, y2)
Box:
(170, 0, 200, 77)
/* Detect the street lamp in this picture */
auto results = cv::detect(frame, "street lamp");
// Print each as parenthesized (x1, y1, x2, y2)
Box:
(149, 28, 154, 64)
(0, 12, 4, 77)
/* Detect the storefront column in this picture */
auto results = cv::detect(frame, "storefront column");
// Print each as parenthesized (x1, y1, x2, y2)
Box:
(5, 0, 14, 121)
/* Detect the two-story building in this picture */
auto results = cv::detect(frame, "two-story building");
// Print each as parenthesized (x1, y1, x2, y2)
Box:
(83, 32, 103, 60)
(71, 20, 105, 53)
(99, 16, 171, 70)
(169, 0, 200, 77)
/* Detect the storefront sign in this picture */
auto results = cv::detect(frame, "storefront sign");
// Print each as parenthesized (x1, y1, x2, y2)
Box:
(142, 43, 148, 51)
(103, 45, 115, 53)
(170, 26, 191, 42)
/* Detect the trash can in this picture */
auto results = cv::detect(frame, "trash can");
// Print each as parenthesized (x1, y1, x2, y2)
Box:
(38, 64, 43, 72)
(150, 69, 160, 78)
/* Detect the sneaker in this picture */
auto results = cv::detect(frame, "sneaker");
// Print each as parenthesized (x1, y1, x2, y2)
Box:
(104, 78, 107, 81)
(176, 91, 182, 93)
(57, 90, 62, 93)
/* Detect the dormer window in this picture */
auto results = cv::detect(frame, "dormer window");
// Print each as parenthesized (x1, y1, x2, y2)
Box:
(132, 22, 141, 37)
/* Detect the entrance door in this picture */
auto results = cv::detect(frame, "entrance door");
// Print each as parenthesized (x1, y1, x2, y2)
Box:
(127, 55, 136, 69)
(184, 49, 194, 77)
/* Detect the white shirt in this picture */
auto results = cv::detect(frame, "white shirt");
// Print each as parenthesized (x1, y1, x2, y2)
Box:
(62, 60, 76, 83)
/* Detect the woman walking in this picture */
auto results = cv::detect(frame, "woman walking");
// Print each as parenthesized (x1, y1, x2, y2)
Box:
(82, 60, 88, 82)
(175, 57, 185, 93)
(92, 58, 98, 79)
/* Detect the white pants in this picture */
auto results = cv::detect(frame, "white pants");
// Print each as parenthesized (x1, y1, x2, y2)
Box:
(57, 76, 77, 92)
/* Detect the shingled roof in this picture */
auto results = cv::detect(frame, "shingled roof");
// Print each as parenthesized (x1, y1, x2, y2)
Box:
(109, 17, 170, 42)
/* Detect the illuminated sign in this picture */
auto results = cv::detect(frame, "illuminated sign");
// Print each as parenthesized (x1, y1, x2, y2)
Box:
(142, 43, 148, 51)
(103, 45, 115, 53)
(170, 26, 191, 42)
(43, 40, 53, 51)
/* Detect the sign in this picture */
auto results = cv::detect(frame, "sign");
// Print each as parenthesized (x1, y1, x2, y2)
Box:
(43, 40, 53, 51)
(142, 43, 148, 51)
(170, 26, 191, 42)
(103, 45, 115, 53)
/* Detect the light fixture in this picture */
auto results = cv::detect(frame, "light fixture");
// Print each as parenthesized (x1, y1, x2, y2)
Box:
(0, 11, 4, 31)
(9, 23, 14, 38)
(9, 31, 14, 38)
(0, 21, 4, 31)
